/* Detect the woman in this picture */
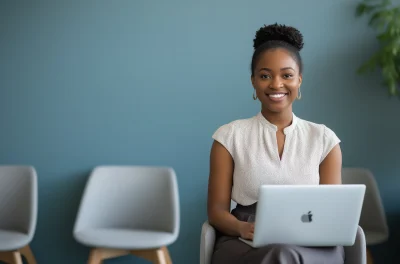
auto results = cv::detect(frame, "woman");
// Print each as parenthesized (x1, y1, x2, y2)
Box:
(207, 23, 345, 263)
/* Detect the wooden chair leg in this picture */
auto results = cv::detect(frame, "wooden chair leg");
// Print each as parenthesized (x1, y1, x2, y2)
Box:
(367, 248, 374, 264)
(162, 246, 172, 264)
(11, 252, 23, 264)
(19, 245, 37, 264)
(155, 249, 167, 264)
(87, 248, 130, 264)
(132, 248, 169, 264)
(88, 248, 104, 264)
(0, 251, 23, 264)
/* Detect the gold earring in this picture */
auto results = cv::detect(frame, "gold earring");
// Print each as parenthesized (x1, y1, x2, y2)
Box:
(297, 87, 302, 100)
(253, 90, 258, 100)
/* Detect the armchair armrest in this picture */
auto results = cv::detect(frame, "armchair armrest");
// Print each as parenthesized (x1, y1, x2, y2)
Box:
(200, 221, 216, 264)
(344, 226, 366, 264)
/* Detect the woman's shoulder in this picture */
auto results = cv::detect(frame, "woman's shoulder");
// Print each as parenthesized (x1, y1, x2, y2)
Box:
(296, 117, 341, 162)
(213, 115, 258, 136)
(211, 115, 258, 155)
(296, 117, 340, 144)
(297, 117, 336, 134)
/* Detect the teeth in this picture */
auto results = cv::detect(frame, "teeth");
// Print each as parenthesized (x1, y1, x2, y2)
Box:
(269, 94, 285, 98)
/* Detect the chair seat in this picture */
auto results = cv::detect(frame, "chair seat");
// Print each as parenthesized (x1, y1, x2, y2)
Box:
(0, 229, 30, 251)
(364, 230, 388, 245)
(74, 228, 177, 249)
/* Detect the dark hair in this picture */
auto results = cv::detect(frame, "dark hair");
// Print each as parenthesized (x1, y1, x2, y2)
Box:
(251, 23, 304, 76)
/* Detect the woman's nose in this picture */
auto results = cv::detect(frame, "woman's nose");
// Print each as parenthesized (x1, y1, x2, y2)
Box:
(269, 77, 283, 89)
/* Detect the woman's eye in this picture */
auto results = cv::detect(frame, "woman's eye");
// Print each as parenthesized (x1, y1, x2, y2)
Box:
(261, 75, 271, 79)
(283, 74, 293, 79)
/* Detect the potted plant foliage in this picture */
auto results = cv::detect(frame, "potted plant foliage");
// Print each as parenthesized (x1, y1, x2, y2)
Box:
(356, 0, 400, 96)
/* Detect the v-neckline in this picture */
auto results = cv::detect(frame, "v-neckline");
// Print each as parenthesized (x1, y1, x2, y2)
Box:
(275, 131, 289, 163)
(256, 112, 298, 163)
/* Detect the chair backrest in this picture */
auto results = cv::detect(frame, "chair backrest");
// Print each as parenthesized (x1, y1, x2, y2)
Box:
(342, 168, 389, 237)
(0, 166, 37, 235)
(73, 166, 180, 235)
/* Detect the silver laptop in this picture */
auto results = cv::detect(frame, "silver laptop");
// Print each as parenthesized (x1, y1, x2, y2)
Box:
(239, 184, 365, 247)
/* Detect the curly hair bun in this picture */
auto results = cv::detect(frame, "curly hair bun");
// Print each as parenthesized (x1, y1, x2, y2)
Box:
(253, 23, 304, 51)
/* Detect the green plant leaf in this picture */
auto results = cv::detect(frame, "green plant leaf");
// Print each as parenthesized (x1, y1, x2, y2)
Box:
(377, 32, 391, 42)
(357, 51, 380, 73)
(356, 3, 380, 16)
(356, 0, 393, 16)
(369, 10, 393, 29)
(356, 3, 368, 16)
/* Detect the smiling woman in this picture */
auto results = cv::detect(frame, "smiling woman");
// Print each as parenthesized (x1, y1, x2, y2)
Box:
(207, 23, 344, 263)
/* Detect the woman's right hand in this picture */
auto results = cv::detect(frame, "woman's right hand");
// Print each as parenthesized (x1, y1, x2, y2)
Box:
(238, 221, 254, 240)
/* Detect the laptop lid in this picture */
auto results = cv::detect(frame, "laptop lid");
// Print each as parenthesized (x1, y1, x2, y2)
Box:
(251, 184, 366, 247)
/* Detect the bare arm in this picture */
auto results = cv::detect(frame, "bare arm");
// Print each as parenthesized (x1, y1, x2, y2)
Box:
(207, 141, 253, 238)
(319, 144, 342, 184)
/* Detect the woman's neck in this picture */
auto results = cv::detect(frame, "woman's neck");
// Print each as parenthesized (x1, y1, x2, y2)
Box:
(261, 107, 293, 131)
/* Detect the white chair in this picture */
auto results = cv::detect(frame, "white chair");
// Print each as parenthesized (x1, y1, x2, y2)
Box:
(342, 168, 389, 264)
(73, 166, 180, 264)
(200, 200, 367, 264)
(0, 165, 38, 264)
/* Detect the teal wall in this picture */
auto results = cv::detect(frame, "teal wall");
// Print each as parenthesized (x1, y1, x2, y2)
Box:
(1, 0, 400, 263)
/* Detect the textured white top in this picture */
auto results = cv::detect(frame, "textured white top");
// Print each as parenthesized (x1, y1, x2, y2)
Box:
(212, 112, 341, 206)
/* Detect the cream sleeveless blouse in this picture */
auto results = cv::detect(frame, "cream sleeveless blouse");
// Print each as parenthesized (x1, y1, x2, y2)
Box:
(212, 112, 340, 206)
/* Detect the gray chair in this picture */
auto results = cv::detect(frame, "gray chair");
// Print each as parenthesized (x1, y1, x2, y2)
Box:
(200, 201, 367, 264)
(73, 166, 180, 264)
(0, 165, 38, 264)
(342, 168, 389, 263)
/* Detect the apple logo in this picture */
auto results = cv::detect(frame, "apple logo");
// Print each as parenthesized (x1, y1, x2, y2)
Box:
(301, 211, 313, 223)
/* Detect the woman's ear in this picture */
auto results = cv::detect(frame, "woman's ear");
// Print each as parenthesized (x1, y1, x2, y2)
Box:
(251, 75, 255, 88)
(298, 74, 302, 87)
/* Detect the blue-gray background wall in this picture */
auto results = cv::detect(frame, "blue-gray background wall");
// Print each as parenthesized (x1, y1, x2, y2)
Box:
(1, 0, 399, 263)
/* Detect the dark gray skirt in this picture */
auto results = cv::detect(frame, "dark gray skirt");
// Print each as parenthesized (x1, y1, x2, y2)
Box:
(211, 203, 345, 264)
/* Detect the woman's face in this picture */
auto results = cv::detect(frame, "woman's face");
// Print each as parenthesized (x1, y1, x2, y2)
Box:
(251, 48, 302, 114)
